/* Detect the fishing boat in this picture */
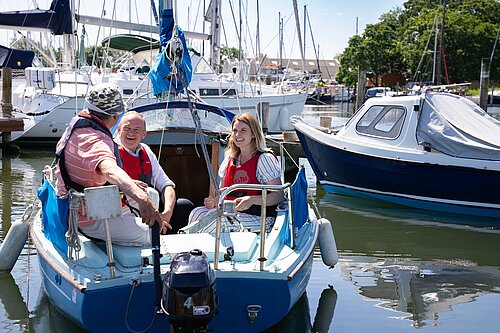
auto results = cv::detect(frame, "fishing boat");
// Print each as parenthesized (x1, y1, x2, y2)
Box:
(293, 91, 500, 222)
(23, 2, 338, 332)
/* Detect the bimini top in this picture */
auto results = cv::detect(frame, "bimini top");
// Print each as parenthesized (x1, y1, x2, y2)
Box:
(101, 34, 160, 54)
(417, 92, 500, 161)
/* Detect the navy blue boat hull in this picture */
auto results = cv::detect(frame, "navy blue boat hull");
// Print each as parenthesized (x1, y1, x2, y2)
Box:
(296, 130, 500, 221)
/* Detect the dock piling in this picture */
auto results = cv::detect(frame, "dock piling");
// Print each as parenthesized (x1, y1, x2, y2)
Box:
(1, 67, 22, 155)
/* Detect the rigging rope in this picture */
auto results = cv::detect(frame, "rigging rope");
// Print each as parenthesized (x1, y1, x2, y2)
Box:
(179, 69, 221, 198)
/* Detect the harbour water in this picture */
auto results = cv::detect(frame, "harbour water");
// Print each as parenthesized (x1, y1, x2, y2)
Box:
(1, 102, 499, 332)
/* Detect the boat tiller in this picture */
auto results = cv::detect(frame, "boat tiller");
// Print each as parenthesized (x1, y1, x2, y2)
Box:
(162, 249, 217, 332)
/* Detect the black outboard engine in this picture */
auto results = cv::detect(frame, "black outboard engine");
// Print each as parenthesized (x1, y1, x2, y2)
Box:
(162, 249, 217, 332)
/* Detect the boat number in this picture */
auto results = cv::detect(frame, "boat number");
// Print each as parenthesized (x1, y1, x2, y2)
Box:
(54, 274, 62, 285)
(183, 297, 193, 309)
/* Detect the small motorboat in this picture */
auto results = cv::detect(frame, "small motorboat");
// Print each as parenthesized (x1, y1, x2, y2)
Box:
(293, 91, 500, 223)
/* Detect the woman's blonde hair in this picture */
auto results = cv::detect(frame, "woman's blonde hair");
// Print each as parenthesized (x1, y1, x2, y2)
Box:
(226, 112, 270, 159)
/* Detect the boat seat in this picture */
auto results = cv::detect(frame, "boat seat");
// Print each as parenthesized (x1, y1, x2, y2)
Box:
(112, 232, 259, 268)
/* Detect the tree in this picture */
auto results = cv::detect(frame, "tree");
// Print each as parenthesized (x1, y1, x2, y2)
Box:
(336, 0, 500, 87)
(220, 46, 239, 61)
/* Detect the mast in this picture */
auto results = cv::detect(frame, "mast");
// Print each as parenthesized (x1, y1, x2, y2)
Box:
(238, 0, 242, 61)
(303, 5, 307, 58)
(62, 0, 75, 69)
(256, 0, 260, 62)
(292, 0, 304, 68)
(279, 12, 283, 70)
(306, 7, 320, 74)
(432, 14, 438, 84)
(209, 0, 221, 72)
(435, 0, 445, 85)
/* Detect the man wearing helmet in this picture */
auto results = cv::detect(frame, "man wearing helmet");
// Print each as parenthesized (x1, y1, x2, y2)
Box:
(54, 83, 167, 246)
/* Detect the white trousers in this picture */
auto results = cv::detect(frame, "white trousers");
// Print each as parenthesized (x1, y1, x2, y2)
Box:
(79, 215, 151, 246)
(79, 188, 160, 246)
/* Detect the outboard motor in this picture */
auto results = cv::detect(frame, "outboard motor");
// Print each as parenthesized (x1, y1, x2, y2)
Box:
(162, 249, 217, 332)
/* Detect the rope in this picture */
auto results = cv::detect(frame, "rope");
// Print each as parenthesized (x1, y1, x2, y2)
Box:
(125, 281, 157, 333)
(179, 70, 221, 198)
(66, 191, 83, 260)
(157, 22, 221, 198)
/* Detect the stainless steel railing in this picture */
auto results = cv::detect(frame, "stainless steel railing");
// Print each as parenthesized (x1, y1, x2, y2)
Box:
(213, 182, 291, 270)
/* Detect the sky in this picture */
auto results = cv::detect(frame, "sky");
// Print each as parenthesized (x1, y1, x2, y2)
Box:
(0, 0, 405, 60)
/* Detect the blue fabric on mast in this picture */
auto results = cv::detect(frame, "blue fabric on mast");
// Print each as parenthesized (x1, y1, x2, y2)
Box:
(37, 180, 69, 255)
(150, 8, 192, 95)
(291, 167, 309, 230)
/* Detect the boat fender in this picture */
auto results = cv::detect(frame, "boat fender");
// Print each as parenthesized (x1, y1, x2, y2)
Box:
(0, 204, 34, 272)
(312, 286, 337, 333)
(318, 218, 338, 268)
(278, 106, 291, 131)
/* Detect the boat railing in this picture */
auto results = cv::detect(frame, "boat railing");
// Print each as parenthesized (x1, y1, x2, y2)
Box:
(214, 182, 291, 270)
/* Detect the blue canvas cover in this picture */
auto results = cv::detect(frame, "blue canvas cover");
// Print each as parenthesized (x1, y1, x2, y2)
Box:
(150, 8, 192, 95)
(37, 179, 68, 254)
(291, 167, 309, 230)
(0, 0, 72, 35)
(0, 45, 34, 69)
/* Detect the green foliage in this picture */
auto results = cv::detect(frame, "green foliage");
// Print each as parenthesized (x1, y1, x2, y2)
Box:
(336, 0, 500, 86)
(220, 46, 240, 60)
(84, 46, 125, 69)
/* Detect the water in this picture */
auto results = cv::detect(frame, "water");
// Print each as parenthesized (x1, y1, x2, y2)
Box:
(1, 102, 499, 332)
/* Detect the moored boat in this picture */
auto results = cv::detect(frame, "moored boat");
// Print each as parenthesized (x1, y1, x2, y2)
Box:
(293, 91, 500, 223)
(30, 100, 333, 332)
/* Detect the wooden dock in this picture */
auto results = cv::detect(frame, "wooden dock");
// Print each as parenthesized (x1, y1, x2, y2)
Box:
(1, 67, 23, 155)
(0, 117, 23, 132)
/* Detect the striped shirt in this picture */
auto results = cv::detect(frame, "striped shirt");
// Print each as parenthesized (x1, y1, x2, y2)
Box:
(55, 127, 116, 197)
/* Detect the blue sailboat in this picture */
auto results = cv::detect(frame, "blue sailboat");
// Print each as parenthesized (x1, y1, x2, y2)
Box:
(29, 2, 338, 332)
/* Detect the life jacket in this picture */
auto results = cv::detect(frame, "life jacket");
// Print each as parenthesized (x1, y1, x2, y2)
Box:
(56, 111, 122, 192)
(118, 145, 153, 187)
(223, 152, 277, 217)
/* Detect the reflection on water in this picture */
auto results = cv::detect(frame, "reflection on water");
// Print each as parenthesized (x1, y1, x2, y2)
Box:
(265, 287, 338, 333)
(318, 191, 500, 330)
(341, 256, 500, 328)
(0, 274, 29, 331)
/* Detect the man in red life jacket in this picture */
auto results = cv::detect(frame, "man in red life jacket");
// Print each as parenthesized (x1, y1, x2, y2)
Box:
(117, 111, 194, 234)
(55, 83, 165, 245)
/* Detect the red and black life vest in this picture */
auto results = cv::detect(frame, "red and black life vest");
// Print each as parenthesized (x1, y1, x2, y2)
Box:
(223, 152, 277, 217)
(56, 111, 122, 192)
(118, 145, 153, 187)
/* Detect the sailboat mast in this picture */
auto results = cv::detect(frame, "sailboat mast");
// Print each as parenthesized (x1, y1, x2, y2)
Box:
(432, 15, 438, 84)
(292, 0, 304, 68)
(306, 7, 321, 74)
(303, 5, 307, 58)
(435, 0, 446, 85)
(209, 0, 221, 72)
(62, 0, 75, 69)
(256, 0, 260, 62)
(238, 0, 242, 61)
(279, 12, 283, 69)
